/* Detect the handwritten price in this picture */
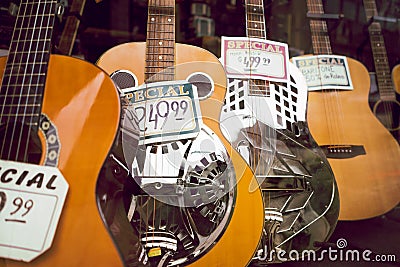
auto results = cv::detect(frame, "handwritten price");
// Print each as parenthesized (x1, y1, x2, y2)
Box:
(135, 99, 190, 131)
(240, 56, 271, 70)
(0, 191, 34, 221)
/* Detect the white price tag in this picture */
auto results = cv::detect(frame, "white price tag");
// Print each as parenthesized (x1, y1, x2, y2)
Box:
(0, 160, 68, 262)
(122, 80, 202, 145)
(292, 55, 354, 91)
(221, 36, 290, 83)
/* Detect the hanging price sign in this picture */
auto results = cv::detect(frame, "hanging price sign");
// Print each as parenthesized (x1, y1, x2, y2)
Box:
(122, 80, 202, 145)
(0, 159, 68, 262)
(292, 55, 353, 91)
(221, 36, 290, 83)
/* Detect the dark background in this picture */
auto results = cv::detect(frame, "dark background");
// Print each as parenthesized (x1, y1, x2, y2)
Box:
(1, 0, 400, 70)
(0, 0, 399, 266)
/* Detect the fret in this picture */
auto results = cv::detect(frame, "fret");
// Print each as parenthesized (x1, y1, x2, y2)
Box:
(2, 74, 47, 88)
(0, 113, 41, 120)
(147, 30, 175, 35)
(1, 107, 42, 117)
(146, 44, 174, 49)
(0, 94, 43, 99)
(12, 26, 54, 31)
(146, 38, 175, 43)
(15, 14, 55, 19)
(248, 80, 270, 96)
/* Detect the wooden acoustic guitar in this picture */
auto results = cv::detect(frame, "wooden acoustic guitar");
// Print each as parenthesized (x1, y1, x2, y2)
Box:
(362, 0, 400, 142)
(0, 0, 123, 266)
(56, 1, 149, 266)
(300, 0, 400, 220)
(220, 0, 338, 264)
(97, 0, 264, 266)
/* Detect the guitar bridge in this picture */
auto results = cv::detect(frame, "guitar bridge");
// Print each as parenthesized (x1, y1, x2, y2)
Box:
(321, 145, 366, 159)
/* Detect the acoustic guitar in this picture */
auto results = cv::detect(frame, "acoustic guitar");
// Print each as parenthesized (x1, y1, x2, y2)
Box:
(362, 0, 400, 141)
(0, 0, 122, 266)
(97, 0, 264, 266)
(219, 0, 339, 264)
(298, 0, 400, 220)
(55, 1, 148, 266)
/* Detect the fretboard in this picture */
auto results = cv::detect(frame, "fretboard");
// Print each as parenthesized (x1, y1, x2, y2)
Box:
(244, 0, 270, 96)
(1, 0, 57, 127)
(245, 0, 267, 39)
(306, 0, 332, 55)
(145, 0, 175, 82)
(363, 0, 395, 100)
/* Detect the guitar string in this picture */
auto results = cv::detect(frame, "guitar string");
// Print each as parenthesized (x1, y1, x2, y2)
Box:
(0, 0, 28, 158)
(246, 0, 272, 236)
(0, 0, 28, 160)
(249, 0, 267, 214)
(12, 0, 43, 162)
(23, 0, 55, 162)
(308, 0, 334, 147)
(308, 0, 346, 149)
(145, 0, 153, 252)
(16, 0, 41, 162)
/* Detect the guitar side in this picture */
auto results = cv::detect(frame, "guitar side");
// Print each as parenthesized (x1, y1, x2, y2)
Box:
(97, 42, 265, 266)
(307, 56, 400, 220)
(392, 64, 400, 94)
(0, 55, 123, 266)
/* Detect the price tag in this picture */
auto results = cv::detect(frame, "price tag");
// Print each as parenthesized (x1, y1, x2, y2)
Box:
(221, 36, 289, 83)
(0, 160, 68, 262)
(291, 55, 353, 91)
(122, 80, 202, 145)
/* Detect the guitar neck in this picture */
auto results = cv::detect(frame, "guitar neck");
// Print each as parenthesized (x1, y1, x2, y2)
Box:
(57, 0, 87, 55)
(305, 0, 333, 55)
(244, 0, 270, 96)
(245, 0, 267, 39)
(1, 0, 57, 127)
(362, 0, 396, 100)
(145, 0, 175, 82)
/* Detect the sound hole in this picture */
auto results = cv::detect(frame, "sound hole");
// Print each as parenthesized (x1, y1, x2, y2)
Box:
(0, 121, 42, 163)
(373, 100, 400, 131)
(187, 72, 214, 99)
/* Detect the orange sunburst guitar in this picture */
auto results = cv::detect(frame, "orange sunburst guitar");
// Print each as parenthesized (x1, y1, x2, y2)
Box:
(0, 0, 122, 266)
(294, 0, 400, 220)
(96, 0, 263, 266)
(362, 0, 400, 141)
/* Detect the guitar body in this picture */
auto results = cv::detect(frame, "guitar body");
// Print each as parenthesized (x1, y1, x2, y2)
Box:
(307, 56, 400, 220)
(221, 63, 339, 264)
(97, 42, 264, 266)
(392, 64, 400, 94)
(0, 55, 122, 266)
